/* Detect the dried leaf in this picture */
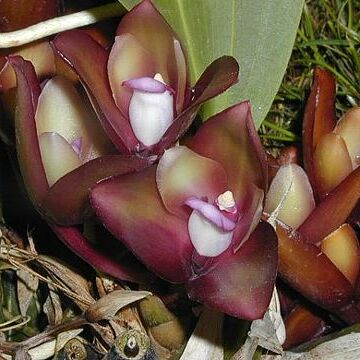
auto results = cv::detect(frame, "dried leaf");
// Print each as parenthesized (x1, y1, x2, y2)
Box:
(43, 285, 63, 326)
(180, 308, 223, 360)
(17, 269, 39, 316)
(37, 255, 94, 309)
(261, 332, 360, 359)
(249, 288, 285, 354)
(86, 290, 151, 322)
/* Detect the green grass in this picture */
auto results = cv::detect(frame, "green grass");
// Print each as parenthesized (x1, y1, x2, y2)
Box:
(261, 0, 360, 148)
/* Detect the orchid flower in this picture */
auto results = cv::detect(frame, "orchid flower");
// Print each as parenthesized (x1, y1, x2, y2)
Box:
(90, 101, 278, 319)
(264, 68, 360, 347)
(52, 0, 239, 155)
(10, 56, 152, 282)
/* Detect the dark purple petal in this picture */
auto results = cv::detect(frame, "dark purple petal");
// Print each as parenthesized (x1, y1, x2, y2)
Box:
(232, 184, 264, 251)
(152, 56, 239, 154)
(90, 167, 193, 283)
(42, 155, 154, 225)
(51, 225, 152, 283)
(190, 101, 267, 193)
(187, 222, 278, 320)
(123, 76, 173, 94)
(303, 67, 336, 201)
(185, 197, 236, 231)
(52, 30, 139, 154)
(276, 221, 354, 311)
(298, 166, 360, 245)
(9, 56, 49, 206)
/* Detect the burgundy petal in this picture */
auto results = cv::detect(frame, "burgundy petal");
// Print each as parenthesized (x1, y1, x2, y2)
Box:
(232, 183, 264, 251)
(187, 222, 278, 320)
(298, 166, 360, 245)
(152, 56, 239, 154)
(51, 225, 151, 283)
(90, 167, 193, 283)
(42, 155, 154, 225)
(190, 101, 267, 194)
(52, 30, 138, 153)
(9, 56, 49, 206)
(303, 67, 336, 200)
(276, 221, 354, 311)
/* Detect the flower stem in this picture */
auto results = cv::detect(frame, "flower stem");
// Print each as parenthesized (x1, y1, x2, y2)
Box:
(0, 2, 125, 48)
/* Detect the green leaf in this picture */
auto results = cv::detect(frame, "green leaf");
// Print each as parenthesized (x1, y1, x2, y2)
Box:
(118, 0, 304, 127)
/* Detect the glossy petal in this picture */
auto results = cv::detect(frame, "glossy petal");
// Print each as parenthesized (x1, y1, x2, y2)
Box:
(42, 155, 153, 225)
(190, 101, 267, 195)
(298, 166, 360, 244)
(90, 167, 193, 283)
(173, 39, 187, 113)
(313, 133, 353, 198)
(303, 68, 337, 199)
(123, 76, 170, 93)
(115, 0, 181, 92)
(264, 164, 315, 229)
(52, 30, 138, 153)
(128, 84, 174, 147)
(9, 56, 49, 206)
(321, 224, 360, 286)
(156, 146, 227, 219)
(38, 132, 82, 187)
(51, 225, 151, 283)
(35, 75, 112, 162)
(152, 56, 239, 154)
(185, 198, 236, 231)
(276, 221, 353, 310)
(187, 209, 233, 257)
(187, 222, 278, 320)
(283, 306, 329, 350)
(107, 34, 155, 114)
(232, 184, 264, 251)
(334, 107, 360, 169)
(0, 0, 58, 32)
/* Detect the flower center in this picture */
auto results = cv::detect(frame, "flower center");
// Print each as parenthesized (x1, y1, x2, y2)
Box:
(123, 73, 175, 147)
(185, 190, 238, 257)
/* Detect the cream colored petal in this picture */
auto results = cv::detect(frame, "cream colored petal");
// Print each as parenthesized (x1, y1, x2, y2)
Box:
(39, 132, 81, 187)
(36, 76, 112, 162)
(264, 164, 315, 229)
(321, 224, 360, 286)
(334, 107, 360, 169)
(313, 132, 353, 197)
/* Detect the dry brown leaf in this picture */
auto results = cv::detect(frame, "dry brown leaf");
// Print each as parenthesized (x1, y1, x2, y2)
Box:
(43, 285, 63, 326)
(179, 308, 223, 360)
(17, 269, 39, 317)
(37, 255, 94, 308)
(86, 290, 151, 322)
